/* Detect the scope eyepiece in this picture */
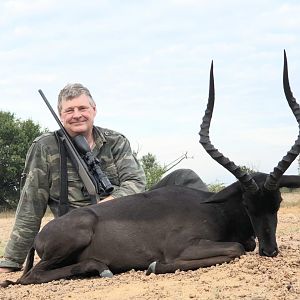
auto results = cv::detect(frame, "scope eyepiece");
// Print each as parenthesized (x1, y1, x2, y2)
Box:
(73, 135, 91, 154)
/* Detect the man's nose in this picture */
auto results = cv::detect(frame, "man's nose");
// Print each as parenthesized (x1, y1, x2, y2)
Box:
(72, 108, 81, 118)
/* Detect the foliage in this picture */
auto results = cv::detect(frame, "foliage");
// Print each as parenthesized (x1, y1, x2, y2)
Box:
(138, 152, 190, 190)
(0, 111, 46, 209)
(140, 153, 166, 189)
(239, 165, 258, 175)
(207, 181, 226, 193)
(207, 165, 258, 193)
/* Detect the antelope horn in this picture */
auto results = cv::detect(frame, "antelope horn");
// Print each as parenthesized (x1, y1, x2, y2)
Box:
(199, 61, 259, 193)
(264, 50, 300, 190)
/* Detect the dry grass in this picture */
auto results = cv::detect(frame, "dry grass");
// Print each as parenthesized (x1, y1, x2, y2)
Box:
(282, 191, 300, 207)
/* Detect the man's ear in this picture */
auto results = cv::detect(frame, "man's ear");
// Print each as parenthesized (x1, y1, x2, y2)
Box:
(93, 105, 97, 116)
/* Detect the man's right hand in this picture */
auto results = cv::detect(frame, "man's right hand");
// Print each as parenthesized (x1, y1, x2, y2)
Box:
(0, 267, 15, 273)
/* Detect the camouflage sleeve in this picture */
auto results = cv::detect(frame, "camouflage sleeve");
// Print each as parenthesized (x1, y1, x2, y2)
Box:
(1, 139, 49, 268)
(110, 135, 146, 198)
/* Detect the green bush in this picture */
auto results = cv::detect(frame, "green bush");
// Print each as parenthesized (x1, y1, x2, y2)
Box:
(0, 111, 46, 209)
(207, 181, 226, 193)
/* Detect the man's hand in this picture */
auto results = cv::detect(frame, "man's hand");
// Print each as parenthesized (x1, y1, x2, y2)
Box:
(98, 195, 115, 203)
(0, 267, 15, 273)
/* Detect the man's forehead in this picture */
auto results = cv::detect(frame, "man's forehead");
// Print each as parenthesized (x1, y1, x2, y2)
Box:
(61, 95, 92, 108)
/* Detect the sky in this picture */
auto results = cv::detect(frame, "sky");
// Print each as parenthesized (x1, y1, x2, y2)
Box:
(1, 0, 300, 186)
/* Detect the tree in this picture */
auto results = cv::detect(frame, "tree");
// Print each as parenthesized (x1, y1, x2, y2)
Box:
(239, 164, 258, 175)
(140, 153, 166, 189)
(139, 152, 189, 189)
(207, 164, 258, 193)
(0, 111, 46, 209)
(207, 181, 226, 192)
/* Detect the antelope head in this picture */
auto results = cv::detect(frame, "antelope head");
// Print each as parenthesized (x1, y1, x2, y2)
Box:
(199, 51, 300, 257)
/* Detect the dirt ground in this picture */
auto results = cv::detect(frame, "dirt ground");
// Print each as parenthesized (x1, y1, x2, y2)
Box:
(0, 194, 299, 300)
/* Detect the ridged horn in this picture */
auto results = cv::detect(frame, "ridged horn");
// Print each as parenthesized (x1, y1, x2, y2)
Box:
(199, 61, 259, 193)
(264, 50, 300, 190)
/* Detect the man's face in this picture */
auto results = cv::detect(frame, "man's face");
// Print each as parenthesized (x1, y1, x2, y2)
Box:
(59, 94, 97, 137)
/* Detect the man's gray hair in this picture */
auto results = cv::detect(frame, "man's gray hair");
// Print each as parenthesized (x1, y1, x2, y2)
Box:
(57, 83, 96, 113)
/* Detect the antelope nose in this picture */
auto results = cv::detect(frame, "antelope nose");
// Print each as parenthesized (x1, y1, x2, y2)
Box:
(262, 248, 278, 257)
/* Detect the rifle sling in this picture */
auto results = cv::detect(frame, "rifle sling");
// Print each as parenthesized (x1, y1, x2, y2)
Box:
(54, 130, 70, 216)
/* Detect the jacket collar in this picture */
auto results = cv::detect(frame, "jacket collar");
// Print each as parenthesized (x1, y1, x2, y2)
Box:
(92, 126, 106, 155)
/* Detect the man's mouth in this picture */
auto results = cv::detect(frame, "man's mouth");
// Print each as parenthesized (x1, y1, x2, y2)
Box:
(70, 121, 86, 125)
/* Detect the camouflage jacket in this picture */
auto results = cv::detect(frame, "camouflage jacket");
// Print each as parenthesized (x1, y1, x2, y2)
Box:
(0, 126, 146, 269)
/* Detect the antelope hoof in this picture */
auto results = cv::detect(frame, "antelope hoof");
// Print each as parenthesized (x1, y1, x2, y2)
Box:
(146, 261, 157, 275)
(99, 269, 113, 278)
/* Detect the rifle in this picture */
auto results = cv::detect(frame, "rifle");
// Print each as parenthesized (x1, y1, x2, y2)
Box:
(38, 89, 114, 203)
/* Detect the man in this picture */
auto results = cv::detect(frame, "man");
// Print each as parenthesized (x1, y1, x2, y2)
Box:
(0, 83, 147, 272)
(0, 83, 208, 273)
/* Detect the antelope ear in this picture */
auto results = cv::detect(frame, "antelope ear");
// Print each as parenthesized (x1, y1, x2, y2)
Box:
(279, 175, 300, 188)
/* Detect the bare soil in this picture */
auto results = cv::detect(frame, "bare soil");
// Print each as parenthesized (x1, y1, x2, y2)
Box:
(0, 195, 299, 300)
